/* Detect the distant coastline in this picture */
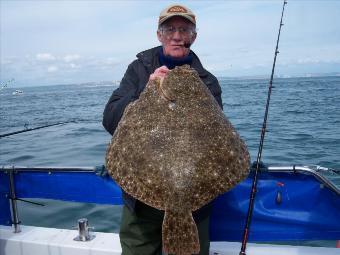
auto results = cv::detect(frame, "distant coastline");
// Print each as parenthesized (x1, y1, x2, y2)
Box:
(217, 72, 340, 80)
(5, 72, 340, 89)
(7, 80, 121, 89)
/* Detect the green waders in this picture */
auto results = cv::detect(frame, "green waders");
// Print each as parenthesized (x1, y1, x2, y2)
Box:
(120, 202, 210, 255)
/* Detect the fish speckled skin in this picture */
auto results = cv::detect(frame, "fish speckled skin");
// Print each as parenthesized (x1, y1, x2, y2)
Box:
(106, 65, 250, 255)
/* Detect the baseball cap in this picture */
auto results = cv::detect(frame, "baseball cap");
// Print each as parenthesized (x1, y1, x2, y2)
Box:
(159, 4, 196, 26)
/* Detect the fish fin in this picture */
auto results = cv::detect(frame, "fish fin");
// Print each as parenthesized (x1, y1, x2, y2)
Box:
(162, 209, 200, 255)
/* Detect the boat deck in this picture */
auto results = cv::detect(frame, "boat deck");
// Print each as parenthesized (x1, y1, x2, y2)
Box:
(1, 225, 338, 255)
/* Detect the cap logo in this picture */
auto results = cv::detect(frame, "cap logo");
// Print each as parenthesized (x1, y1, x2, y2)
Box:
(168, 6, 187, 13)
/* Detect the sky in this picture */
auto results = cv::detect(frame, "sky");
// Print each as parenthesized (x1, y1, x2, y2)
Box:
(1, 0, 340, 87)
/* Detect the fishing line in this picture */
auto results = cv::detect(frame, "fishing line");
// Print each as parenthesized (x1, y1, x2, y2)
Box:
(239, 1, 287, 254)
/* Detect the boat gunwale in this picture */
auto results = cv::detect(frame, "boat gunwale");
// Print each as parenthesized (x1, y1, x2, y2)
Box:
(1, 164, 339, 195)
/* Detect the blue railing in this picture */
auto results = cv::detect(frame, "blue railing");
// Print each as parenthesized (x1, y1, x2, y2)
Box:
(0, 165, 339, 241)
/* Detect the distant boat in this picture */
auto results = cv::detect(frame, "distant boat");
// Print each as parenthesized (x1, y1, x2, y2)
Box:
(12, 89, 23, 95)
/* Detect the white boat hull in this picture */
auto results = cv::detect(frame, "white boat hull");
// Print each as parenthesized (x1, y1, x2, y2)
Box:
(1, 225, 338, 255)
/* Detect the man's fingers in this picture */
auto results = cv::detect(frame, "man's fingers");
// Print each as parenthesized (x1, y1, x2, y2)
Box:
(149, 66, 169, 81)
(155, 66, 169, 73)
(155, 66, 169, 76)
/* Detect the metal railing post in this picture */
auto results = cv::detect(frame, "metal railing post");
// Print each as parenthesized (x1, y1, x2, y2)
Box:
(9, 167, 21, 233)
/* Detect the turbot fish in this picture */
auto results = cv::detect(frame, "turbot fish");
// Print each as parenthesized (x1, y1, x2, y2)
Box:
(106, 65, 250, 255)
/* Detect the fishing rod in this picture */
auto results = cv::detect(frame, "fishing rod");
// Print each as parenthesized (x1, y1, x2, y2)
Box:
(239, 1, 287, 254)
(0, 121, 75, 139)
(0, 78, 15, 90)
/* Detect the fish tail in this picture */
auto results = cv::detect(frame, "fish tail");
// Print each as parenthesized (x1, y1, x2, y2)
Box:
(162, 209, 200, 255)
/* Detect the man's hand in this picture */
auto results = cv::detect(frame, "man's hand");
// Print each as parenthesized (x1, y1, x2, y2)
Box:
(149, 66, 169, 82)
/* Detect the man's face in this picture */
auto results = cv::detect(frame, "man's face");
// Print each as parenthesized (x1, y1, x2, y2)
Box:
(157, 16, 197, 58)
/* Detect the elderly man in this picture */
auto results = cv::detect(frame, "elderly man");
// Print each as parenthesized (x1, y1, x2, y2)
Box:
(103, 4, 222, 255)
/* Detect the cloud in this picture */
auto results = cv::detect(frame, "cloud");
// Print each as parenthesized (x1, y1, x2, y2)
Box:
(63, 54, 80, 62)
(36, 53, 56, 61)
(69, 63, 80, 69)
(1, 58, 14, 65)
(47, 66, 58, 72)
(2, 0, 338, 87)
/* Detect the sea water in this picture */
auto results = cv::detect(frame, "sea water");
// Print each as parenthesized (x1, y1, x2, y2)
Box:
(0, 76, 339, 246)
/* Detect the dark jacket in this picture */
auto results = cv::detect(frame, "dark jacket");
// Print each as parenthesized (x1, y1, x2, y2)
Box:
(103, 46, 223, 221)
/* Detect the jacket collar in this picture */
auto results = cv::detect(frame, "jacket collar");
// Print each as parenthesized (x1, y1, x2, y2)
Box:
(136, 46, 209, 78)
